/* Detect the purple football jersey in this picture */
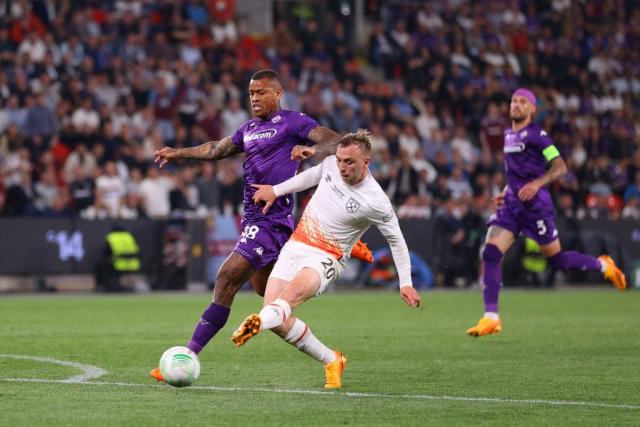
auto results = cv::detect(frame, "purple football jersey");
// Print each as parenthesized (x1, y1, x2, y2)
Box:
(503, 122, 556, 214)
(231, 109, 319, 224)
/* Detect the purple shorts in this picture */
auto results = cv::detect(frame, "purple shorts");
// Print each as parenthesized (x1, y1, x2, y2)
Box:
(233, 218, 293, 272)
(487, 199, 558, 245)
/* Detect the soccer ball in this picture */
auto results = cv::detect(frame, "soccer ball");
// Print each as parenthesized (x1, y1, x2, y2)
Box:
(158, 346, 200, 387)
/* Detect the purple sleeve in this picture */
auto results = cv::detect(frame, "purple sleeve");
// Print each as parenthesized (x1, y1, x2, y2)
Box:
(290, 112, 320, 142)
(532, 128, 554, 151)
(231, 127, 244, 152)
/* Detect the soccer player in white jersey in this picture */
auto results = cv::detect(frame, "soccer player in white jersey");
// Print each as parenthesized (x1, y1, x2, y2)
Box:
(230, 129, 421, 389)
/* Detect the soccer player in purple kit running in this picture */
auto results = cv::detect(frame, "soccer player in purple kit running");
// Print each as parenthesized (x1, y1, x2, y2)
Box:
(149, 69, 348, 381)
(467, 88, 627, 337)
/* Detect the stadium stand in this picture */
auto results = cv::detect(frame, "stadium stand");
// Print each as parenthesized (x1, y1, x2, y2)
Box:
(0, 0, 638, 221)
(0, 1, 638, 289)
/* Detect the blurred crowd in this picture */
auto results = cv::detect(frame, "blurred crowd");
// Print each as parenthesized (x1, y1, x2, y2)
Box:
(1, 0, 639, 225)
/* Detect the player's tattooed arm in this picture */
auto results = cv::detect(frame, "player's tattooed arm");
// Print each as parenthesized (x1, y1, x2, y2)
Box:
(537, 156, 568, 186)
(517, 157, 567, 201)
(291, 126, 340, 160)
(183, 136, 242, 160)
(154, 136, 241, 167)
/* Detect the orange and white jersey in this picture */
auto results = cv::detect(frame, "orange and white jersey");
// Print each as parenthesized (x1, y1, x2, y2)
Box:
(273, 155, 413, 287)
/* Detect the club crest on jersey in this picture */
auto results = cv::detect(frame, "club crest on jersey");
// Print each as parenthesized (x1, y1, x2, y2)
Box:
(520, 130, 528, 138)
(345, 197, 361, 214)
(504, 142, 525, 153)
(244, 128, 277, 143)
(271, 115, 281, 123)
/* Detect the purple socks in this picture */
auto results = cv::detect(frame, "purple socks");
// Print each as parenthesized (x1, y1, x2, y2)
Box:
(547, 251, 601, 271)
(481, 244, 503, 313)
(187, 303, 230, 354)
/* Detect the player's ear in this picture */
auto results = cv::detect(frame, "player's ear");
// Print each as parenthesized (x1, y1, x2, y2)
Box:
(274, 85, 283, 102)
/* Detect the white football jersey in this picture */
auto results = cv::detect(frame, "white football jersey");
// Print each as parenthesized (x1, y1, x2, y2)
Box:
(273, 155, 412, 287)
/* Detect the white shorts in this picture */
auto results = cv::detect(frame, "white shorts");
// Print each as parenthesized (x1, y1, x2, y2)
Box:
(269, 240, 344, 295)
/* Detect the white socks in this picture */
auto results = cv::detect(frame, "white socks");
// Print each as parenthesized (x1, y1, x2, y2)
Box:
(484, 312, 500, 320)
(260, 300, 336, 366)
(259, 298, 292, 330)
(284, 318, 336, 365)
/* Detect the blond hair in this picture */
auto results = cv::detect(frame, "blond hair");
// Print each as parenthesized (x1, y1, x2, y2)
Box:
(336, 129, 372, 153)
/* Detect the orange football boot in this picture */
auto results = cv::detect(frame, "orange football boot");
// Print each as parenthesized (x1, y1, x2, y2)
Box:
(598, 255, 627, 290)
(231, 314, 262, 347)
(467, 317, 502, 337)
(350, 240, 373, 263)
(324, 351, 348, 389)
(150, 367, 164, 382)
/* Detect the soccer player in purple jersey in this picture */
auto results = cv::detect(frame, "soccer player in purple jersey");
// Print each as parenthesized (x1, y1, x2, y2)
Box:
(467, 88, 627, 337)
(149, 69, 344, 381)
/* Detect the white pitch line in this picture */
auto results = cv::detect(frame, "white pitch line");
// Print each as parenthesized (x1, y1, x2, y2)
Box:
(0, 354, 107, 383)
(2, 377, 638, 410)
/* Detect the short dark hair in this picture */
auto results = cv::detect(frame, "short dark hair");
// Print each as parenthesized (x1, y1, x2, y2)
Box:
(250, 69, 281, 82)
(336, 129, 372, 153)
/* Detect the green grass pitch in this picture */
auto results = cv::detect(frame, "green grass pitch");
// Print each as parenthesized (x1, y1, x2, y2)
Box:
(1, 289, 638, 426)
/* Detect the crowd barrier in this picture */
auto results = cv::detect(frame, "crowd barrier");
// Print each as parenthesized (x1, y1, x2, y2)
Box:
(0, 217, 638, 288)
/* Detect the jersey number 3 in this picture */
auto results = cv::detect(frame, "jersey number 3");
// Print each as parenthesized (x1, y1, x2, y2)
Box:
(536, 219, 547, 236)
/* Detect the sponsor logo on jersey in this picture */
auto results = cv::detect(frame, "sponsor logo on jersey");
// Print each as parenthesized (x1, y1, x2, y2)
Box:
(504, 142, 525, 153)
(381, 212, 394, 223)
(243, 128, 277, 142)
(345, 197, 361, 214)
(331, 184, 345, 199)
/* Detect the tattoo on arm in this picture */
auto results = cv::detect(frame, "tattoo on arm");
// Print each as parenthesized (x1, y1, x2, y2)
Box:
(178, 136, 241, 161)
(307, 126, 340, 156)
(488, 226, 504, 239)
(538, 157, 567, 187)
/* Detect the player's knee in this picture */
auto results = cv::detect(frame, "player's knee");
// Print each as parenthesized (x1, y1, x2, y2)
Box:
(482, 244, 503, 263)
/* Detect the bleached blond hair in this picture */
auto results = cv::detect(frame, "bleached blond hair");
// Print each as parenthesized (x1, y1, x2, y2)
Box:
(336, 129, 371, 153)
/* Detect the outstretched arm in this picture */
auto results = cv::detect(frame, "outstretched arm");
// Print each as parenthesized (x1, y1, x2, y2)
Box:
(375, 209, 421, 308)
(518, 156, 567, 201)
(291, 126, 340, 160)
(154, 136, 242, 167)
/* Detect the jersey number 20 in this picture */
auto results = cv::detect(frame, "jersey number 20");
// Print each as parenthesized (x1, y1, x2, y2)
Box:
(320, 258, 336, 281)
